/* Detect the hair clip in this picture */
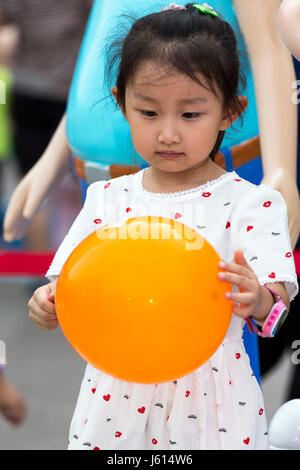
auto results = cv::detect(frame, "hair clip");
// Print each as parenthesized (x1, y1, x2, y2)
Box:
(162, 3, 187, 11)
(193, 3, 219, 17)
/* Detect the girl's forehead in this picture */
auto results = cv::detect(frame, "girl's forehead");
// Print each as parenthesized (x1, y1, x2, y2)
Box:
(129, 63, 214, 99)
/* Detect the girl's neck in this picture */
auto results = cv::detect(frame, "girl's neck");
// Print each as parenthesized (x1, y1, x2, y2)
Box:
(143, 160, 228, 194)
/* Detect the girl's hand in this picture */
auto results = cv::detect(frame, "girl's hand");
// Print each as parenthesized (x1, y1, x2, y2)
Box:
(217, 250, 267, 321)
(28, 280, 59, 330)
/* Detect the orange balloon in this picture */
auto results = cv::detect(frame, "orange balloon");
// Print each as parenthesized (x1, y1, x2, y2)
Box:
(56, 216, 232, 384)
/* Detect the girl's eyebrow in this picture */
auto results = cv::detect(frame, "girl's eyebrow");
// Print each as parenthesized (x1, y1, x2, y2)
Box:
(134, 93, 208, 104)
(179, 97, 209, 104)
(133, 93, 157, 103)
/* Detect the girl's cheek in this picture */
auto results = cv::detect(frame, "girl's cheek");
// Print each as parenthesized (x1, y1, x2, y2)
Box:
(131, 133, 151, 154)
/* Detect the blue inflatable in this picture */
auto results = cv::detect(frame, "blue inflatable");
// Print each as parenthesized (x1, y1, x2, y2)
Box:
(66, 0, 262, 382)
(67, 0, 260, 163)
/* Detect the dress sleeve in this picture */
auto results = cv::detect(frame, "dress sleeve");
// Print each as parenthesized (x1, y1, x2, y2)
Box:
(46, 180, 106, 281)
(230, 184, 299, 302)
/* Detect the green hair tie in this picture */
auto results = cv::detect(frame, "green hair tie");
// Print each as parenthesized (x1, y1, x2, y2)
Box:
(193, 3, 219, 17)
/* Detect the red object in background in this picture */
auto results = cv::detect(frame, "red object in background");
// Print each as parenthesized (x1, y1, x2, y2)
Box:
(0, 249, 299, 278)
(294, 249, 300, 276)
(0, 251, 55, 277)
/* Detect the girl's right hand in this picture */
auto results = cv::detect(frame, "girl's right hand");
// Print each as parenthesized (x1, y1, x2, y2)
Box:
(28, 280, 59, 330)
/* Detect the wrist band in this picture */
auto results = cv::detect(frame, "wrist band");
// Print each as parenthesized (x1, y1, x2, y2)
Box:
(245, 286, 288, 338)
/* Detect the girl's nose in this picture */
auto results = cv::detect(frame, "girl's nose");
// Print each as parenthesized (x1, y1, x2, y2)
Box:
(158, 120, 180, 145)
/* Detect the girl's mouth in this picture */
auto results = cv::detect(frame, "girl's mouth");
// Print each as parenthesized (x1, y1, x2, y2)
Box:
(157, 151, 183, 159)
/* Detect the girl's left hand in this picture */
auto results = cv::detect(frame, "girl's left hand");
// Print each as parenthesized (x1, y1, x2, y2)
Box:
(217, 249, 264, 320)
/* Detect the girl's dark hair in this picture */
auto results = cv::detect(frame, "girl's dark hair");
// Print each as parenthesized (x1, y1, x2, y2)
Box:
(105, 3, 247, 161)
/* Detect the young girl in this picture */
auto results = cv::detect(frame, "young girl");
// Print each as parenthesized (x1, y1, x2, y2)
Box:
(28, 3, 298, 450)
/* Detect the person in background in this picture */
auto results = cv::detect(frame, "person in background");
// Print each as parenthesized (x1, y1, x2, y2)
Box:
(0, 365, 26, 427)
(258, 0, 300, 402)
(0, 0, 92, 250)
(0, 22, 17, 226)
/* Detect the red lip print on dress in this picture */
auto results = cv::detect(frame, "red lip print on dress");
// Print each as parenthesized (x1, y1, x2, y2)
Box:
(174, 213, 182, 219)
(104, 183, 111, 189)
(259, 408, 264, 415)
(226, 221, 231, 229)
(268, 272, 276, 279)
(125, 207, 132, 213)
(263, 201, 272, 207)
(91, 388, 96, 394)
(93, 219, 102, 225)
(138, 407, 146, 414)
(185, 391, 191, 397)
(235, 353, 241, 359)
(285, 252, 292, 258)
(247, 226, 253, 232)
(202, 192, 211, 198)
(152, 438, 158, 445)
(115, 431, 122, 438)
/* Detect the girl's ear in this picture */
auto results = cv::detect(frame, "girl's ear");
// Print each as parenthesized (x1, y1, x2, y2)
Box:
(111, 86, 127, 121)
(111, 86, 118, 102)
(219, 96, 248, 131)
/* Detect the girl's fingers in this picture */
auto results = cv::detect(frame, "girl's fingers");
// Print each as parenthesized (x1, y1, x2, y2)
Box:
(231, 303, 253, 319)
(29, 294, 56, 316)
(233, 250, 255, 272)
(48, 281, 57, 298)
(39, 296, 56, 315)
(219, 261, 255, 279)
(28, 297, 57, 322)
(29, 313, 58, 330)
(218, 253, 259, 319)
(28, 283, 58, 330)
(226, 291, 255, 319)
(226, 291, 254, 305)
(218, 271, 254, 290)
(30, 314, 58, 329)
(47, 294, 55, 304)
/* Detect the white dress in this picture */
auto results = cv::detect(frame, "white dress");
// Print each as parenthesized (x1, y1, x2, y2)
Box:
(46, 169, 298, 450)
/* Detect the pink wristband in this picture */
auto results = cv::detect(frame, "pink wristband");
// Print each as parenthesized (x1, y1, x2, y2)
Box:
(245, 286, 288, 338)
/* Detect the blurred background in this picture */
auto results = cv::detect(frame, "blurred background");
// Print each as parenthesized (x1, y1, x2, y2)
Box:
(0, 0, 91, 449)
(0, 0, 299, 450)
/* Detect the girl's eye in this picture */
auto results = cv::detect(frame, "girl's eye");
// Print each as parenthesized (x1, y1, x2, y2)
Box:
(140, 110, 157, 117)
(182, 112, 201, 119)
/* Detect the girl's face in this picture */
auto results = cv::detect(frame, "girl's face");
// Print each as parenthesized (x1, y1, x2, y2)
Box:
(113, 62, 247, 175)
